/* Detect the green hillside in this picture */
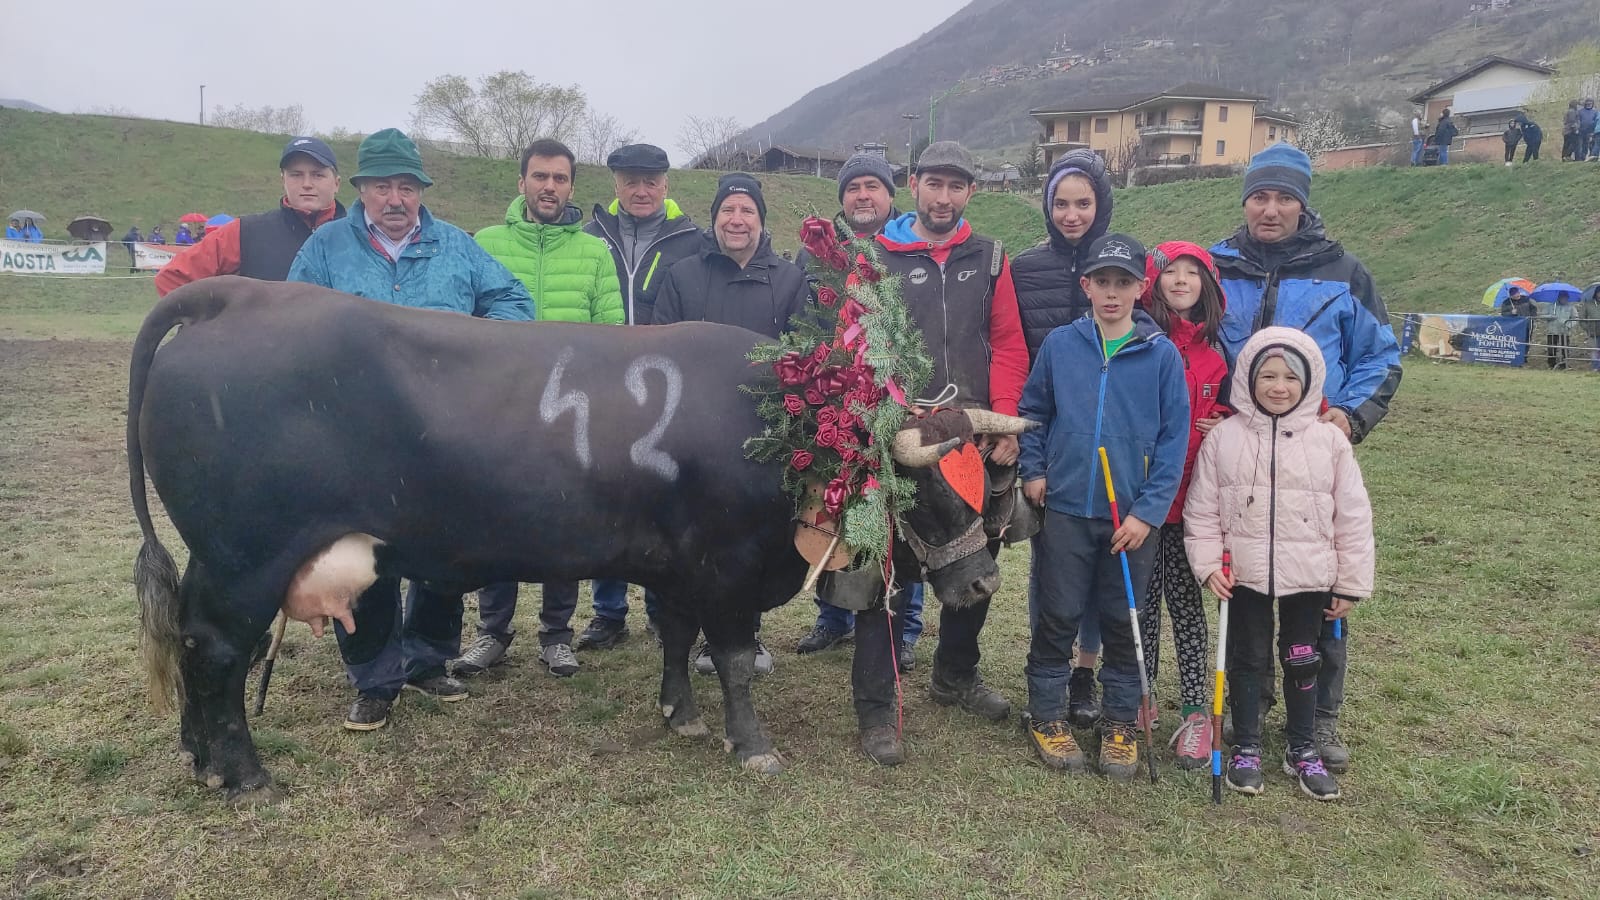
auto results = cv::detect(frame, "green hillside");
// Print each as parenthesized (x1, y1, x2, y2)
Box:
(5, 109, 1599, 317)
(0, 109, 1035, 256)
(991, 166, 1600, 314)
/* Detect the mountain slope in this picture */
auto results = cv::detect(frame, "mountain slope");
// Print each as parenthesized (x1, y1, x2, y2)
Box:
(747, 0, 1600, 160)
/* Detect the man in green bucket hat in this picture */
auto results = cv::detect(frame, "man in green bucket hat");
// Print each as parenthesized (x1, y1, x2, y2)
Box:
(289, 127, 533, 733)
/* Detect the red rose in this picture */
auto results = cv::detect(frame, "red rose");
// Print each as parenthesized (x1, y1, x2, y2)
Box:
(799, 217, 849, 272)
(864, 475, 881, 493)
(815, 423, 841, 449)
(822, 474, 852, 516)
(790, 449, 815, 471)
(837, 409, 858, 430)
(816, 406, 839, 427)
(855, 255, 881, 282)
(783, 393, 805, 416)
(804, 386, 827, 406)
(817, 284, 839, 308)
(810, 342, 833, 364)
(841, 298, 868, 324)
(774, 352, 806, 386)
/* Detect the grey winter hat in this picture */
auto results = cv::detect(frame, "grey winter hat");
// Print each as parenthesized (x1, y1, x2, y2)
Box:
(1252, 344, 1311, 387)
(914, 141, 977, 182)
(837, 153, 896, 202)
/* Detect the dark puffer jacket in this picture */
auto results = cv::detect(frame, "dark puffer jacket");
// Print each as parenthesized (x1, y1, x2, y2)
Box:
(651, 230, 809, 339)
(1011, 149, 1115, 362)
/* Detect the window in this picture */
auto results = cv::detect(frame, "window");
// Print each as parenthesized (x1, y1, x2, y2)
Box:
(1216, 140, 1226, 157)
(1134, 113, 1144, 127)
(1269, 126, 1277, 140)
(1067, 120, 1082, 142)
(1094, 117, 1109, 134)
(1218, 105, 1229, 122)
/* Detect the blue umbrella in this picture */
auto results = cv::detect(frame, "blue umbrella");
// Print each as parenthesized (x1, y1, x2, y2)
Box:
(206, 214, 234, 227)
(1532, 282, 1581, 304)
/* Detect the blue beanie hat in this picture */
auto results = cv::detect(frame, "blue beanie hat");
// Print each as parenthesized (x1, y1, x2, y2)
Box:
(1242, 144, 1312, 207)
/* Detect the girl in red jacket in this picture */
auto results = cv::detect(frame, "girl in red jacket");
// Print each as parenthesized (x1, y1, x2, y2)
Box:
(1135, 241, 1231, 769)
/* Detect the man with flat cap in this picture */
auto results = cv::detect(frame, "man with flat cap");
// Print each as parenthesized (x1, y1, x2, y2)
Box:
(576, 143, 705, 650)
(156, 136, 347, 294)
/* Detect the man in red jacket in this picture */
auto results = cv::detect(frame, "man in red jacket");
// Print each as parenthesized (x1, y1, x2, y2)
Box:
(155, 136, 346, 295)
(853, 141, 1029, 762)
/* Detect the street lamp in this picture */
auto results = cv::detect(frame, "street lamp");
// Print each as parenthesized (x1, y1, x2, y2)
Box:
(199, 85, 206, 125)
(901, 113, 920, 162)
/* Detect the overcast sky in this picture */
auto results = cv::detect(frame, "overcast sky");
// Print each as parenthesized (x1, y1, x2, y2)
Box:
(0, 0, 969, 162)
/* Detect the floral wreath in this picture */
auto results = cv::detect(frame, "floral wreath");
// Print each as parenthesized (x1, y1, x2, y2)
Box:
(743, 214, 933, 569)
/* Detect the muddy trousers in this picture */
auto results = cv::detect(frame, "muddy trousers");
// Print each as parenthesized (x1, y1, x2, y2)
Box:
(850, 587, 912, 728)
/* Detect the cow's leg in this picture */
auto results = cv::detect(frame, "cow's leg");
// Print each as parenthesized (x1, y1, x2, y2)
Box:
(656, 600, 708, 738)
(703, 611, 782, 774)
(178, 562, 279, 800)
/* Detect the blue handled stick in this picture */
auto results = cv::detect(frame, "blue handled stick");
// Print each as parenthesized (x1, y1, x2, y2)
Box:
(1098, 447, 1158, 784)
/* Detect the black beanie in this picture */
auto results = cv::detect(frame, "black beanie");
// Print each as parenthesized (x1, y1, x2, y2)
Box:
(712, 172, 766, 224)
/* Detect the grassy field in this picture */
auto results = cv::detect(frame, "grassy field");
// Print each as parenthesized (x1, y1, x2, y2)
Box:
(3, 262, 1600, 898)
(7, 109, 1600, 317)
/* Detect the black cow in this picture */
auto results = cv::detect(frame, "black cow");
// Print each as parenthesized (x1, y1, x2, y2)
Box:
(128, 277, 1032, 799)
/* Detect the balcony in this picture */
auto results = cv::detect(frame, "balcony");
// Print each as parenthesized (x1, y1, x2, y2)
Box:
(1142, 152, 1195, 168)
(1138, 118, 1203, 137)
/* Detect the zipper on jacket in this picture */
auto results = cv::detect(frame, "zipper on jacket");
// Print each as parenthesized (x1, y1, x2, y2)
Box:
(596, 215, 693, 324)
(1085, 336, 1111, 517)
(1267, 419, 1279, 598)
(642, 252, 662, 292)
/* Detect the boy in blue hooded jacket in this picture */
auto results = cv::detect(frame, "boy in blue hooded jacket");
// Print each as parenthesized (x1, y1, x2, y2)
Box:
(1017, 233, 1190, 781)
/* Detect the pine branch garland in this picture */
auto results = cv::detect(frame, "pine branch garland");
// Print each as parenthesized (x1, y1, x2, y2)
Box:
(742, 213, 933, 569)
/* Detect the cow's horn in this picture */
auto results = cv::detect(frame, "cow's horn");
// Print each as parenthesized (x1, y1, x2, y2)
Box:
(964, 409, 1039, 436)
(891, 432, 962, 468)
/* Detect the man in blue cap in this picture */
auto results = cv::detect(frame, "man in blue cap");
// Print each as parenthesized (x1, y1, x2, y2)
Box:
(156, 136, 347, 295)
(1209, 142, 1401, 775)
(288, 127, 533, 732)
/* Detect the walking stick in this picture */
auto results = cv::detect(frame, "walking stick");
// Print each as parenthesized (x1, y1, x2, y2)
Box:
(1212, 550, 1232, 804)
(1097, 447, 1158, 784)
(253, 611, 289, 716)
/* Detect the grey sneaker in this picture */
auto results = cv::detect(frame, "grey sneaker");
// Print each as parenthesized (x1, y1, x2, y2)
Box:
(1315, 718, 1350, 774)
(538, 643, 579, 678)
(693, 637, 775, 677)
(451, 631, 509, 677)
(343, 693, 392, 731)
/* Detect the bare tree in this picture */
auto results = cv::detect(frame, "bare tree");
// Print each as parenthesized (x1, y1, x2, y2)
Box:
(412, 71, 589, 159)
(209, 103, 308, 135)
(577, 112, 641, 165)
(1104, 137, 1140, 186)
(678, 114, 745, 169)
(1294, 110, 1355, 159)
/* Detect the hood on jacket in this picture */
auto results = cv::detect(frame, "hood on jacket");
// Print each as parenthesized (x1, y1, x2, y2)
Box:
(1041, 149, 1114, 253)
(1231, 326, 1326, 432)
(878, 212, 972, 251)
(507, 197, 583, 228)
(1212, 209, 1343, 276)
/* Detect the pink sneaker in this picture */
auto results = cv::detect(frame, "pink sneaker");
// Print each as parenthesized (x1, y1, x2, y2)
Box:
(1169, 711, 1213, 770)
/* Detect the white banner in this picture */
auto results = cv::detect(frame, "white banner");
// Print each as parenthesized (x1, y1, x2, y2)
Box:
(0, 239, 108, 274)
(133, 243, 178, 271)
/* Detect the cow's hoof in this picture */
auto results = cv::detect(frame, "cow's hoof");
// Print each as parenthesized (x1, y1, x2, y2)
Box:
(671, 717, 710, 739)
(227, 781, 281, 807)
(739, 752, 785, 775)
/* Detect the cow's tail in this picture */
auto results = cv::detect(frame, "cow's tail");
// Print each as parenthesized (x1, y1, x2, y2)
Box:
(128, 280, 236, 715)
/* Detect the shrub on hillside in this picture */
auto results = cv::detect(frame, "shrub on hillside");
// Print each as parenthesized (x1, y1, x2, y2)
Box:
(1132, 164, 1242, 187)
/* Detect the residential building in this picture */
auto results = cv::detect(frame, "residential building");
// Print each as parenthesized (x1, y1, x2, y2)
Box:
(1407, 56, 1555, 136)
(1029, 82, 1299, 170)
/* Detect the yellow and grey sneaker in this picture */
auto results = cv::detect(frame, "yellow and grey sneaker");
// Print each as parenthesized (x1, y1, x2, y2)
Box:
(1025, 715, 1086, 772)
(1099, 720, 1140, 782)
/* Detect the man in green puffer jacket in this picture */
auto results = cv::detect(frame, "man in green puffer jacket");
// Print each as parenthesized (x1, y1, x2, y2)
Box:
(463, 138, 623, 682)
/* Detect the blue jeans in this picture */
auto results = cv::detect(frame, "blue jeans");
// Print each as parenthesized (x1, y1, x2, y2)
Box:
(591, 579, 662, 623)
(1438, 144, 1450, 164)
(1410, 137, 1424, 165)
(813, 581, 925, 646)
(1026, 511, 1155, 723)
(336, 579, 463, 700)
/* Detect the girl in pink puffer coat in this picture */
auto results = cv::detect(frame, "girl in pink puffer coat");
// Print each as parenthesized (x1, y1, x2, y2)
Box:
(1184, 326, 1374, 801)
